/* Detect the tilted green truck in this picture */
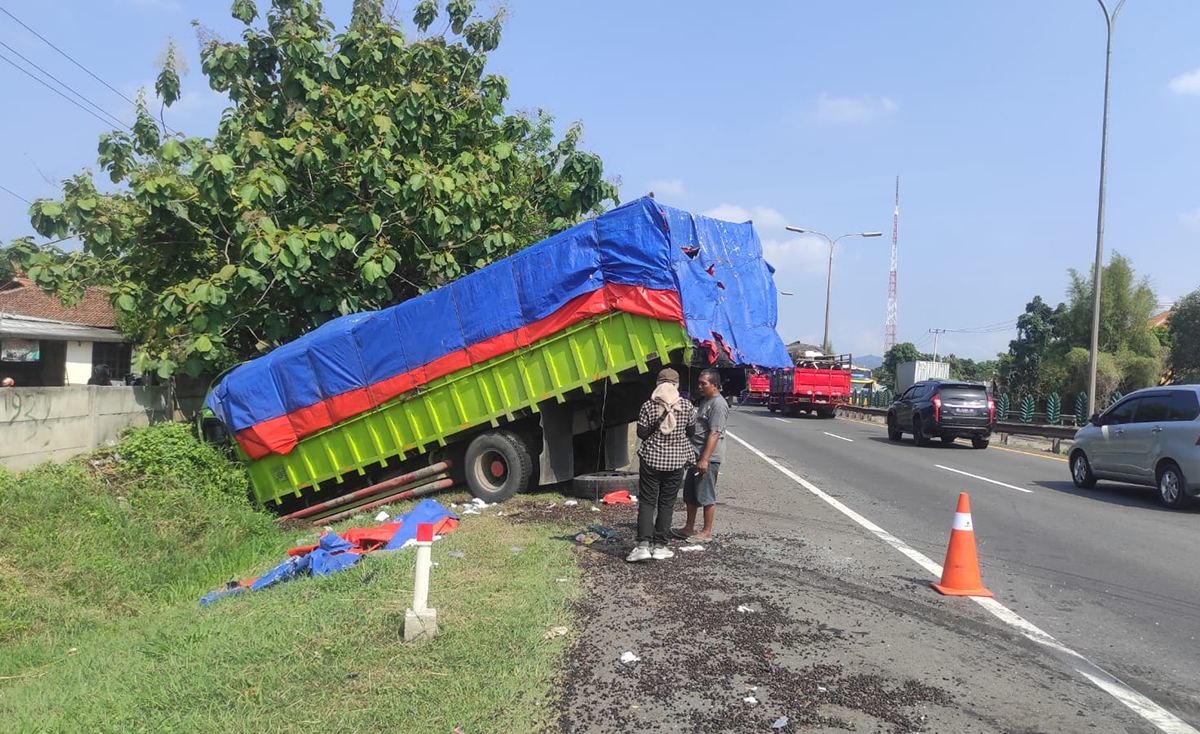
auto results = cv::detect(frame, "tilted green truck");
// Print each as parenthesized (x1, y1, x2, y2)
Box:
(202, 197, 790, 518)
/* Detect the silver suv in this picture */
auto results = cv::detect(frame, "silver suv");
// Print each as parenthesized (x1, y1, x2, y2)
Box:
(1069, 385, 1200, 508)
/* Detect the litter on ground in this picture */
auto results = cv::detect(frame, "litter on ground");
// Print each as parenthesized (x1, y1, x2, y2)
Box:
(772, 716, 789, 729)
(602, 490, 635, 504)
(200, 499, 457, 605)
(564, 500, 578, 506)
(679, 544, 705, 552)
(374, 511, 389, 522)
(543, 626, 569, 640)
(737, 604, 755, 613)
(743, 696, 758, 705)
(586, 524, 616, 539)
(619, 651, 640, 665)
(447, 550, 467, 559)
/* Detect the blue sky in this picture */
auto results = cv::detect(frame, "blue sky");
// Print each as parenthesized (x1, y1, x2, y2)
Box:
(2, 0, 1198, 360)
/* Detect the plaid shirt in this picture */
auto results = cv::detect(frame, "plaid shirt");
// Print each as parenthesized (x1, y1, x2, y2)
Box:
(636, 398, 696, 471)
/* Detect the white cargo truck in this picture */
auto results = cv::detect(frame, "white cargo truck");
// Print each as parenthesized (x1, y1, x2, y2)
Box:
(896, 360, 950, 393)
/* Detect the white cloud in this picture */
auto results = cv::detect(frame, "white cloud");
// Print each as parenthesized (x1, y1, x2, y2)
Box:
(1181, 208, 1200, 228)
(814, 93, 898, 124)
(648, 179, 685, 198)
(1168, 68, 1200, 96)
(704, 204, 826, 275)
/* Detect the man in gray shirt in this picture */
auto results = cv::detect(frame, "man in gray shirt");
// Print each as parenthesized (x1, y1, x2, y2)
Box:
(675, 368, 728, 542)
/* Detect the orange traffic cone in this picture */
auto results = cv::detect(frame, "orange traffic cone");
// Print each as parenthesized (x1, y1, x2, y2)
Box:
(932, 492, 993, 597)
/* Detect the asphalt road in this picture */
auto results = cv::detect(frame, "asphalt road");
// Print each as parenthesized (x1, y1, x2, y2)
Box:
(725, 404, 1200, 729)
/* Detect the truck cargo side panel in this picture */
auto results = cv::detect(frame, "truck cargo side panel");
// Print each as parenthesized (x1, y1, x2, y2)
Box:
(245, 312, 691, 506)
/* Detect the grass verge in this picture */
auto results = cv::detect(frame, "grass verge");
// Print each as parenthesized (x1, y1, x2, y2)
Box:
(0, 424, 580, 733)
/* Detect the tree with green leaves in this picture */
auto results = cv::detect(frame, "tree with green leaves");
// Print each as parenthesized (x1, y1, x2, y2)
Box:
(0, 243, 18, 282)
(999, 296, 1063, 400)
(1058, 252, 1158, 356)
(13, 0, 618, 378)
(1168, 289, 1200, 383)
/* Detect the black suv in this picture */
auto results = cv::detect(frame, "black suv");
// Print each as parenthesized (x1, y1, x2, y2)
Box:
(887, 380, 994, 449)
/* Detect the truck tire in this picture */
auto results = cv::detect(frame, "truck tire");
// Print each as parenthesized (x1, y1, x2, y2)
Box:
(572, 470, 639, 502)
(464, 430, 534, 503)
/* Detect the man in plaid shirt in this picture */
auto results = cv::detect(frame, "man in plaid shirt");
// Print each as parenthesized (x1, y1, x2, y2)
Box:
(628, 368, 696, 562)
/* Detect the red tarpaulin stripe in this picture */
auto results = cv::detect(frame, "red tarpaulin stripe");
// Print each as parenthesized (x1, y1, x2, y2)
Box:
(236, 284, 684, 458)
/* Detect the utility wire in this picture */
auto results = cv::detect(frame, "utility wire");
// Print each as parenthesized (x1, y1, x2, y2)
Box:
(0, 4, 136, 107)
(0, 183, 32, 205)
(0, 39, 129, 130)
(0, 50, 118, 129)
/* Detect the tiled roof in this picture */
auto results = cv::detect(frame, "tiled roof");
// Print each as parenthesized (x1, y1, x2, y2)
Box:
(0, 280, 117, 328)
(1149, 309, 1173, 329)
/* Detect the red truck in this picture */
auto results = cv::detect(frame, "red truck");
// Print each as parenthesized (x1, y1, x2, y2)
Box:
(767, 354, 852, 418)
(739, 370, 771, 405)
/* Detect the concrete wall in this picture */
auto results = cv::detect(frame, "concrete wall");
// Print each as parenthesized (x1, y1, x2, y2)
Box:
(0, 385, 171, 472)
(65, 340, 92, 386)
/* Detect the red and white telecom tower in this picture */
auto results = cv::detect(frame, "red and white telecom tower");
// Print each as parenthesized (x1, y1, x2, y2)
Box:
(883, 176, 899, 354)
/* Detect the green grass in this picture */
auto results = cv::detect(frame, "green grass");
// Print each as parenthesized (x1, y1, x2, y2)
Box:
(0, 424, 579, 732)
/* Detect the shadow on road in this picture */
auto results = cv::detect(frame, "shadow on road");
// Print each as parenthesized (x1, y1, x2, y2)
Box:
(1033, 479, 1200, 514)
(864, 435, 978, 450)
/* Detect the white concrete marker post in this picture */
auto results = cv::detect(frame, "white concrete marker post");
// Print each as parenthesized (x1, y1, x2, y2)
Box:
(404, 522, 438, 642)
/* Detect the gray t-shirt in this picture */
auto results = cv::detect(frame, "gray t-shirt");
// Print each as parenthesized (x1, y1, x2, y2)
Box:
(691, 394, 729, 464)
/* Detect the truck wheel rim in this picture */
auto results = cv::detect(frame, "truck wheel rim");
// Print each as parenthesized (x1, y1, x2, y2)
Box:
(479, 450, 508, 488)
(1161, 470, 1179, 503)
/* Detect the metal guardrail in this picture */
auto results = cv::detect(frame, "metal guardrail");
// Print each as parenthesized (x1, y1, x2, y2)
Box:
(837, 405, 1079, 441)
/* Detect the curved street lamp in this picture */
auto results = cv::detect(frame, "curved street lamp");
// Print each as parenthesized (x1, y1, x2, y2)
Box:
(784, 226, 883, 354)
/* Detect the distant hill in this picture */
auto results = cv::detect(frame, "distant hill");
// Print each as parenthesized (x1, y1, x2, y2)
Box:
(854, 354, 884, 370)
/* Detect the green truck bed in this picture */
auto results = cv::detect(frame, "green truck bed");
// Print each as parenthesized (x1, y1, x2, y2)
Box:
(239, 311, 691, 507)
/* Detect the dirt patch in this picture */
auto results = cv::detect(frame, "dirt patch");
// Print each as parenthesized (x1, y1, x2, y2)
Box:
(537, 503, 953, 733)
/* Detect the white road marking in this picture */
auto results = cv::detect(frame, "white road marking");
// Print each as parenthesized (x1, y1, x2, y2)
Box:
(823, 431, 853, 442)
(935, 464, 1034, 494)
(727, 430, 1198, 734)
(773, 417, 791, 424)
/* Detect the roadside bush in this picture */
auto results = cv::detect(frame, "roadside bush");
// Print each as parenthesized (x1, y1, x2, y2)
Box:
(116, 421, 248, 498)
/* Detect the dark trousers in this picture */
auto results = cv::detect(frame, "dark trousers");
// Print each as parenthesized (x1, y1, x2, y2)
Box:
(637, 466, 686, 545)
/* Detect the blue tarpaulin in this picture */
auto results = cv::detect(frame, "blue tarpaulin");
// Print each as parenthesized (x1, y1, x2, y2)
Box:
(200, 499, 458, 605)
(206, 198, 790, 457)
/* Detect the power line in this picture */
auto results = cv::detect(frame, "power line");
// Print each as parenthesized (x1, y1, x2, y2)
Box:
(0, 4, 136, 107)
(0, 49, 119, 129)
(0, 183, 32, 205)
(0, 39, 129, 130)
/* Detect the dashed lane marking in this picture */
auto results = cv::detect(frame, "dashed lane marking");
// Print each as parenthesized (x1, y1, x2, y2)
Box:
(935, 464, 1034, 494)
(823, 431, 853, 442)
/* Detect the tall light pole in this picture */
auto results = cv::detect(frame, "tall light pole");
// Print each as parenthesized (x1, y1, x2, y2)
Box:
(1086, 0, 1127, 418)
(784, 226, 883, 354)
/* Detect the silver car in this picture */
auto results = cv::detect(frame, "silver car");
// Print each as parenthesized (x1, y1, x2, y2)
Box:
(1070, 385, 1200, 509)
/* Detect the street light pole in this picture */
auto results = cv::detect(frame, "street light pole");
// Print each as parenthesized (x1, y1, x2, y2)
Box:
(784, 226, 883, 354)
(1086, 0, 1127, 418)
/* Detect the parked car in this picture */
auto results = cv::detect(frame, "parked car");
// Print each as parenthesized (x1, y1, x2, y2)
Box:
(1068, 385, 1200, 509)
(886, 380, 994, 449)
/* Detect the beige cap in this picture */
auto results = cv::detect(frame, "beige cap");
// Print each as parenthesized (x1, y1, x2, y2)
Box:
(656, 367, 680, 385)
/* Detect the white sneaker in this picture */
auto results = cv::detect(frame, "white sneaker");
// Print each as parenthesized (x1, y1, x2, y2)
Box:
(626, 545, 652, 563)
(650, 546, 675, 560)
